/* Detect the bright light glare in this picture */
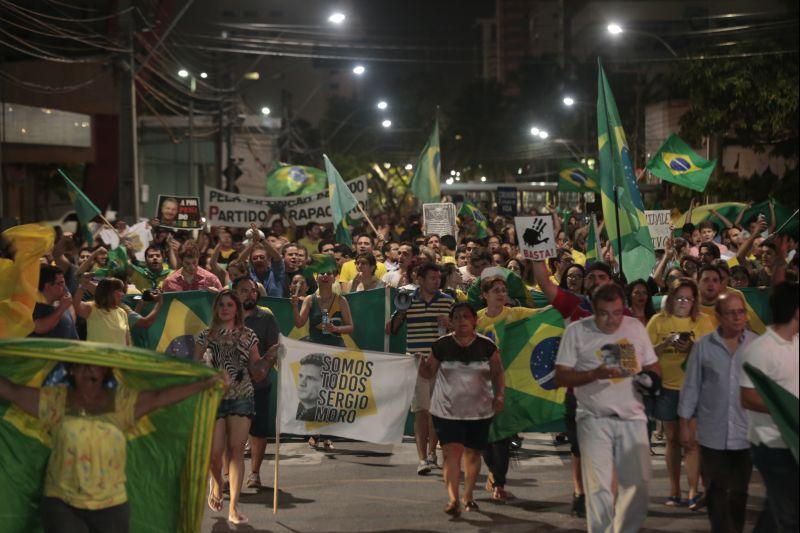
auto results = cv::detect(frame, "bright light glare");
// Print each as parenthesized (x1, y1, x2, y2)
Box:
(538, 130, 549, 139)
(328, 12, 346, 24)
(178, 69, 189, 78)
(446, 177, 454, 185)
(563, 96, 575, 106)
(352, 65, 366, 75)
(381, 119, 392, 128)
(450, 170, 456, 176)
(261, 107, 271, 116)
(200, 72, 208, 79)
(530, 127, 540, 136)
(480, 176, 487, 182)
(376, 100, 388, 110)
(404, 163, 413, 170)
(608, 23, 623, 35)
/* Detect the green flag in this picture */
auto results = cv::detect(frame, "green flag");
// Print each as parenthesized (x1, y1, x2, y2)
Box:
(305, 253, 338, 275)
(458, 199, 489, 238)
(466, 267, 536, 310)
(409, 119, 441, 204)
(324, 154, 359, 247)
(586, 214, 601, 262)
(58, 169, 103, 244)
(481, 309, 567, 441)
(0, 338, 222, 533)
(94, 246, 129, 278)
(266, 163, 327, 197)
(128, 290, 215, 356)
(597, 60, 655, 283)
(743, 362, 799, 462)
(646, 134, 715, 192)
(557, 160, 600, 193)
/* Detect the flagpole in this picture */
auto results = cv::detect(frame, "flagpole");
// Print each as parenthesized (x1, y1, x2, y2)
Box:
(273, 351, 282, 514)
(356, 203, 381, 240)
(591, 214, 601, 259)
(613, 185, 624, 276)
(772, 209, 799, 237)
(58, 168, 123, 240)
(383, 286, 390, 352)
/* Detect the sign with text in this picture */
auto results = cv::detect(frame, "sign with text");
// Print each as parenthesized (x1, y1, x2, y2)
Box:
(423, 202, 457, 237)
(156, 195, 202, 229)
(515, 216, 556, 261)
(497, 187, 518, 217)
(204, 175, 368, 228)
(645, 210, 671, 250)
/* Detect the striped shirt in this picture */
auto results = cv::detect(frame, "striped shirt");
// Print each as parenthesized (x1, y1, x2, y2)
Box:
(405, 289, 454, 356)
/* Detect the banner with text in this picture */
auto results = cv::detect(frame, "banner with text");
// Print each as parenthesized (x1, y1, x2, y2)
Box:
(278, 336, 416, 444)
(204, 176, 368, 228)
(645, 210, 672, 250)
(515, 216, 556, 261)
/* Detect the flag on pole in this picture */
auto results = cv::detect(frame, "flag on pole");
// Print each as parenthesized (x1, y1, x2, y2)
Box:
(324, 154, 359, 247)
(596, 59, 655, 283)
(645, 134, 716, 192)
(278, 336, 417, 444)
(743, 362, 799, 462)
(58, 169, 103, 244)
(586, 214, 601, 262)
(557, 160, 600, 193)
(458, 199, 489, 238)
(94, 246, 129, 278)
(0, 338, 222, 533)
(409, 119, 441, 204)
(266, 163, 327, 197)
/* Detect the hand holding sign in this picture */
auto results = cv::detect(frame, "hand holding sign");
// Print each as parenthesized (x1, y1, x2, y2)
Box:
(523, 218, 550, 247)
(515, 216, 556, 261)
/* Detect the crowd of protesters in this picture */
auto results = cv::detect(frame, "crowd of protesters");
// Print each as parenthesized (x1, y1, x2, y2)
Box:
(1, 194, 797, 532)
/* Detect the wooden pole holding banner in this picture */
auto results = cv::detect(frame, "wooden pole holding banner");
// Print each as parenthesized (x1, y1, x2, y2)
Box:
(384, 286, 391, 352)
(273, 352, 281, 514)
(357, 203, 382, 241)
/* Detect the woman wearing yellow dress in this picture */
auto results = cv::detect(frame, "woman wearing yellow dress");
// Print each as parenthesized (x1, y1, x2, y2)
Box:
(646, 277, 714, 509)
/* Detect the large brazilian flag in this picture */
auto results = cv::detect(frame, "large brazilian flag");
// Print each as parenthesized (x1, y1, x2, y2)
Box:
(485, 309, 567, 441)
(597, 59, 655, 283)
(130, 291, 215, 358)
(645, 134, 715, 192)
(0, 339, 222, 533)
(266, 163, 327, 197)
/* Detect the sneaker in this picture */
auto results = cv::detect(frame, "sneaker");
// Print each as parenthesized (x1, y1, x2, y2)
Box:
(688, 493, 705, 511)
(665, 496, 684, 506)
(417, 460, 432, 475)
(246, 472, 261, 489)
(426, 453, 439, 469)
(571, 493, 586, 518)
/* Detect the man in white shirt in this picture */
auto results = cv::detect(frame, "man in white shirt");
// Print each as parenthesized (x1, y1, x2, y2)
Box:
(555, 283, 661, 533)
(740, 281, 799, 533)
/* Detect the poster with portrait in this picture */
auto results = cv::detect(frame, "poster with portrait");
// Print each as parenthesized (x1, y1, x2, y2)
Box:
(278, 336, 417, 444)
(514, 216, 556, 261)
(155, 195, 202, 229)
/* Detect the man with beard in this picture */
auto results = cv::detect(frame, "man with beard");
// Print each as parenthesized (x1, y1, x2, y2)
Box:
(131, 245, 172, 291)
(234, 276, 280, 490)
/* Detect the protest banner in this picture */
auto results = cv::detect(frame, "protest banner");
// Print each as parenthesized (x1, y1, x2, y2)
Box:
(423, 202, 457, 237)
(515, 216, 556, 261)
(204, 175, 368, 228)
(156, 195, 202, 229)
(497, 186, 518, 217)
(278, 336, 417, 444)
(645, 210, 672, 250)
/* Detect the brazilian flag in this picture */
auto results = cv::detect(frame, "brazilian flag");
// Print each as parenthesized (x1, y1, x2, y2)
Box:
(130, 291, 215, 358)
(266, 163, 327, 197)
(458, 199, 489, 238)
(0, 338, 222, 533)
(743, 362, 799, 462)
(409, 119, 441, 205)
(597, 59, 655, 283)
(94, 246, 129, 278)
(652, 287, 770, 335)
(324, 154, 359, 247)
(59, 169, 103, 245)
(486, 309, 567, 441)
(646, 134, 716, 192)
(557, 160, 600, 193)
(586, 215, 601, 262)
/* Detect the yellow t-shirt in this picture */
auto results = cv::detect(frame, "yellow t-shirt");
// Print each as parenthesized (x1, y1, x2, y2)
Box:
(298, 236, 321, 256)
(39, 385, 139, 510)
(572, 249, 586, 266)
(87, 303, 129, 345)
(338, 259, 387, 282)
(477, 306, 543, 340)
(646, 313, 715, 390)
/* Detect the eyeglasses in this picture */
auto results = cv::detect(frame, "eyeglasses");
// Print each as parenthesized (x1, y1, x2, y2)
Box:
(675, 297, 695, 303)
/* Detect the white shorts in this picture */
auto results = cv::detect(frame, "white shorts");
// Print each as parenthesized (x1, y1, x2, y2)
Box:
(411, 375, 433, 413)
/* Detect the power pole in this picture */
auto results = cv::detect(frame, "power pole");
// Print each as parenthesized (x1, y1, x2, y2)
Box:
(118, 0, 139, 219)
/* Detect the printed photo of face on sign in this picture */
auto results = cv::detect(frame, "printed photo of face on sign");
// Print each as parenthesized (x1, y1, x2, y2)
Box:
(155, 195, 202, 229)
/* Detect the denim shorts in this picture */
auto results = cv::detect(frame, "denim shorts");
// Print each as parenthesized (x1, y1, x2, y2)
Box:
(653, 388, 680, 422)
(217, 396, 255, 419)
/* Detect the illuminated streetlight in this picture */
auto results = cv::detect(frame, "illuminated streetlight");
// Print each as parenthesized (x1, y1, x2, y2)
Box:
(261, 107, 271, 116)
(607, 23, 623, 35)
(450, 170, 456, 176)
(530, 127, 540, 136)
(562, 96, 575, 106)
(352, 65, 366, 75)
(200, 72, 208, 79)
(376, 100, 388, 110)
(538, 130, 549, 139)
(404, 163, 413, 171)
(480, 176, 487, 182)
(328, 12, 346, 24)
(446, 177, 454, 185)
(178, 69, 189, 78)
(381, 119, 392, 128)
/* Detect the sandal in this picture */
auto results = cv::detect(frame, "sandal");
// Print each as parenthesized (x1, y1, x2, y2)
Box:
(228, 511, 249, 525)
(444, 500, 461, 516)
(462, 500, 479, 512)
(207, 480, 223, 512)
(491, 486, 509, 503)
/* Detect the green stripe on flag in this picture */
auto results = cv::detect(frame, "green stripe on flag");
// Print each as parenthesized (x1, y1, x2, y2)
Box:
(59, 169, 103, 244)
(743, 362, 799, 462)
(324, 154, 359, 247)
(409, 119, 441, 204)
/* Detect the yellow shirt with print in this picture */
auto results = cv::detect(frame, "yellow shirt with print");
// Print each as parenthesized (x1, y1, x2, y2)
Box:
(646, 312, 715, 390)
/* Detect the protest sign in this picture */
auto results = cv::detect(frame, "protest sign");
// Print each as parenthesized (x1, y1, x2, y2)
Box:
(278, 336, 417, 444)
(497, 187, 518, 217)
(156, 195, 202, 229)
(422, 202, 457, 236)
(515, 216, 556, 261)
(204, 175, 368, 228)
(645, 210, 671, 250)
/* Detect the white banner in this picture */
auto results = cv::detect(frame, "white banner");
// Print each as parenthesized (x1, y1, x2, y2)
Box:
(645, 210, 671, 250)
(515, 216, 557, 261)
(278, 336, 417, 444)
(204, 175, 368, 228)
(423, 202, 457, 236)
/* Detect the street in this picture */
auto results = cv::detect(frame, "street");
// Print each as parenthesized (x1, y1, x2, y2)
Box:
(201, 433, 767, 532)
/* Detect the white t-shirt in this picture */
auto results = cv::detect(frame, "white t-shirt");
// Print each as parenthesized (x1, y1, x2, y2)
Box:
(556, 315, 658, 421)
(739, 327, 799, 448)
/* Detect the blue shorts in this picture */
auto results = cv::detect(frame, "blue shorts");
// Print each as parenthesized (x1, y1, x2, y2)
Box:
(217, 397, 255, 419)
(432, 415, 492, 451)
(653, 388, 680, 422)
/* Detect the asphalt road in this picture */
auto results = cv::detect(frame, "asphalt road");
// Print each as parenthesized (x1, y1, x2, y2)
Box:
(201, 433, 767, 532)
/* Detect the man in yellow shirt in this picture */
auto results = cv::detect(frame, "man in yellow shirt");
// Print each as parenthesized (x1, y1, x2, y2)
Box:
(298, 222, 323, 257)
(339, 234, 386, 282)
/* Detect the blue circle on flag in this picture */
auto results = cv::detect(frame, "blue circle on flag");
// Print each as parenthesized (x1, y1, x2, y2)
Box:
(287, 166, 309, 185)
(669, 157, 692, 172)
(530, 336, 561, 390)
(569, 170, 587, 184)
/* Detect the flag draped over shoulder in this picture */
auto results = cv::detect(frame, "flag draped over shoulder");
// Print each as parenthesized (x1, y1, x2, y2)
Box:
(266, 163, 327, 197)
(59, 169, 103, 244)
(466, 268, 536, 310)
(557, 160, 600, 193)
(743, 362, 799, 462)
(94, 246, 129, 278)
(646, 134, 715, 192)
(0, 338, 222, 533)
(482, 309, 567, 441)
(324, 154, 359, 247)
(409, 119, 441, 204)
(596, 60, 654, 283)
(0, 224, 55, 339)
(278, 336, 417, 444)
(129, 291, 215, 358)
(458, 199, 489, 238)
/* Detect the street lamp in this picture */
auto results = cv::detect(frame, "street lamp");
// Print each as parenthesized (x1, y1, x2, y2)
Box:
(538, 130, 549, 139)
(328, 12, 346, 24)
(607, 23, 623, 35)
(480, 176, 487, 182)
(352, 65, 366, 75)
(562, 96, 575, 107)
(178, 68, 189, 78)
(606, 22, 677, 57)
(376, 100, 388, 110)
(261, 107, 271, 116)
(530, 127, 540, 136)
(199, 72, 208, 79)
(381, 119, 392, 128)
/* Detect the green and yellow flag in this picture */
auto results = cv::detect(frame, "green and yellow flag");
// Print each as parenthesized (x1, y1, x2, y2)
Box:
(743, 362, 799, 463)
(59, 169, 103, 244)
(557, 160, 600, 193)
(129, 291, 215, 357)
(586, 214, 601, 262)
(324, 154, 359, 247)
(597, 60, 655, 282)
(409, 119, 441, 204)
(646, 134, 715, 192)
(266, 163, 327, 197)
(466, 267, 536, 309)
(458, 199, 489, 238)
(485, 309, 567, 441)
(0, 338, 222, 533)
(94, 246, 129, 278)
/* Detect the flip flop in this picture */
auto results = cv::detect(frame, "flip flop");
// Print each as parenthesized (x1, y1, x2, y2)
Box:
(228, 512, 249, 525)
(207, 480, 223, 512)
